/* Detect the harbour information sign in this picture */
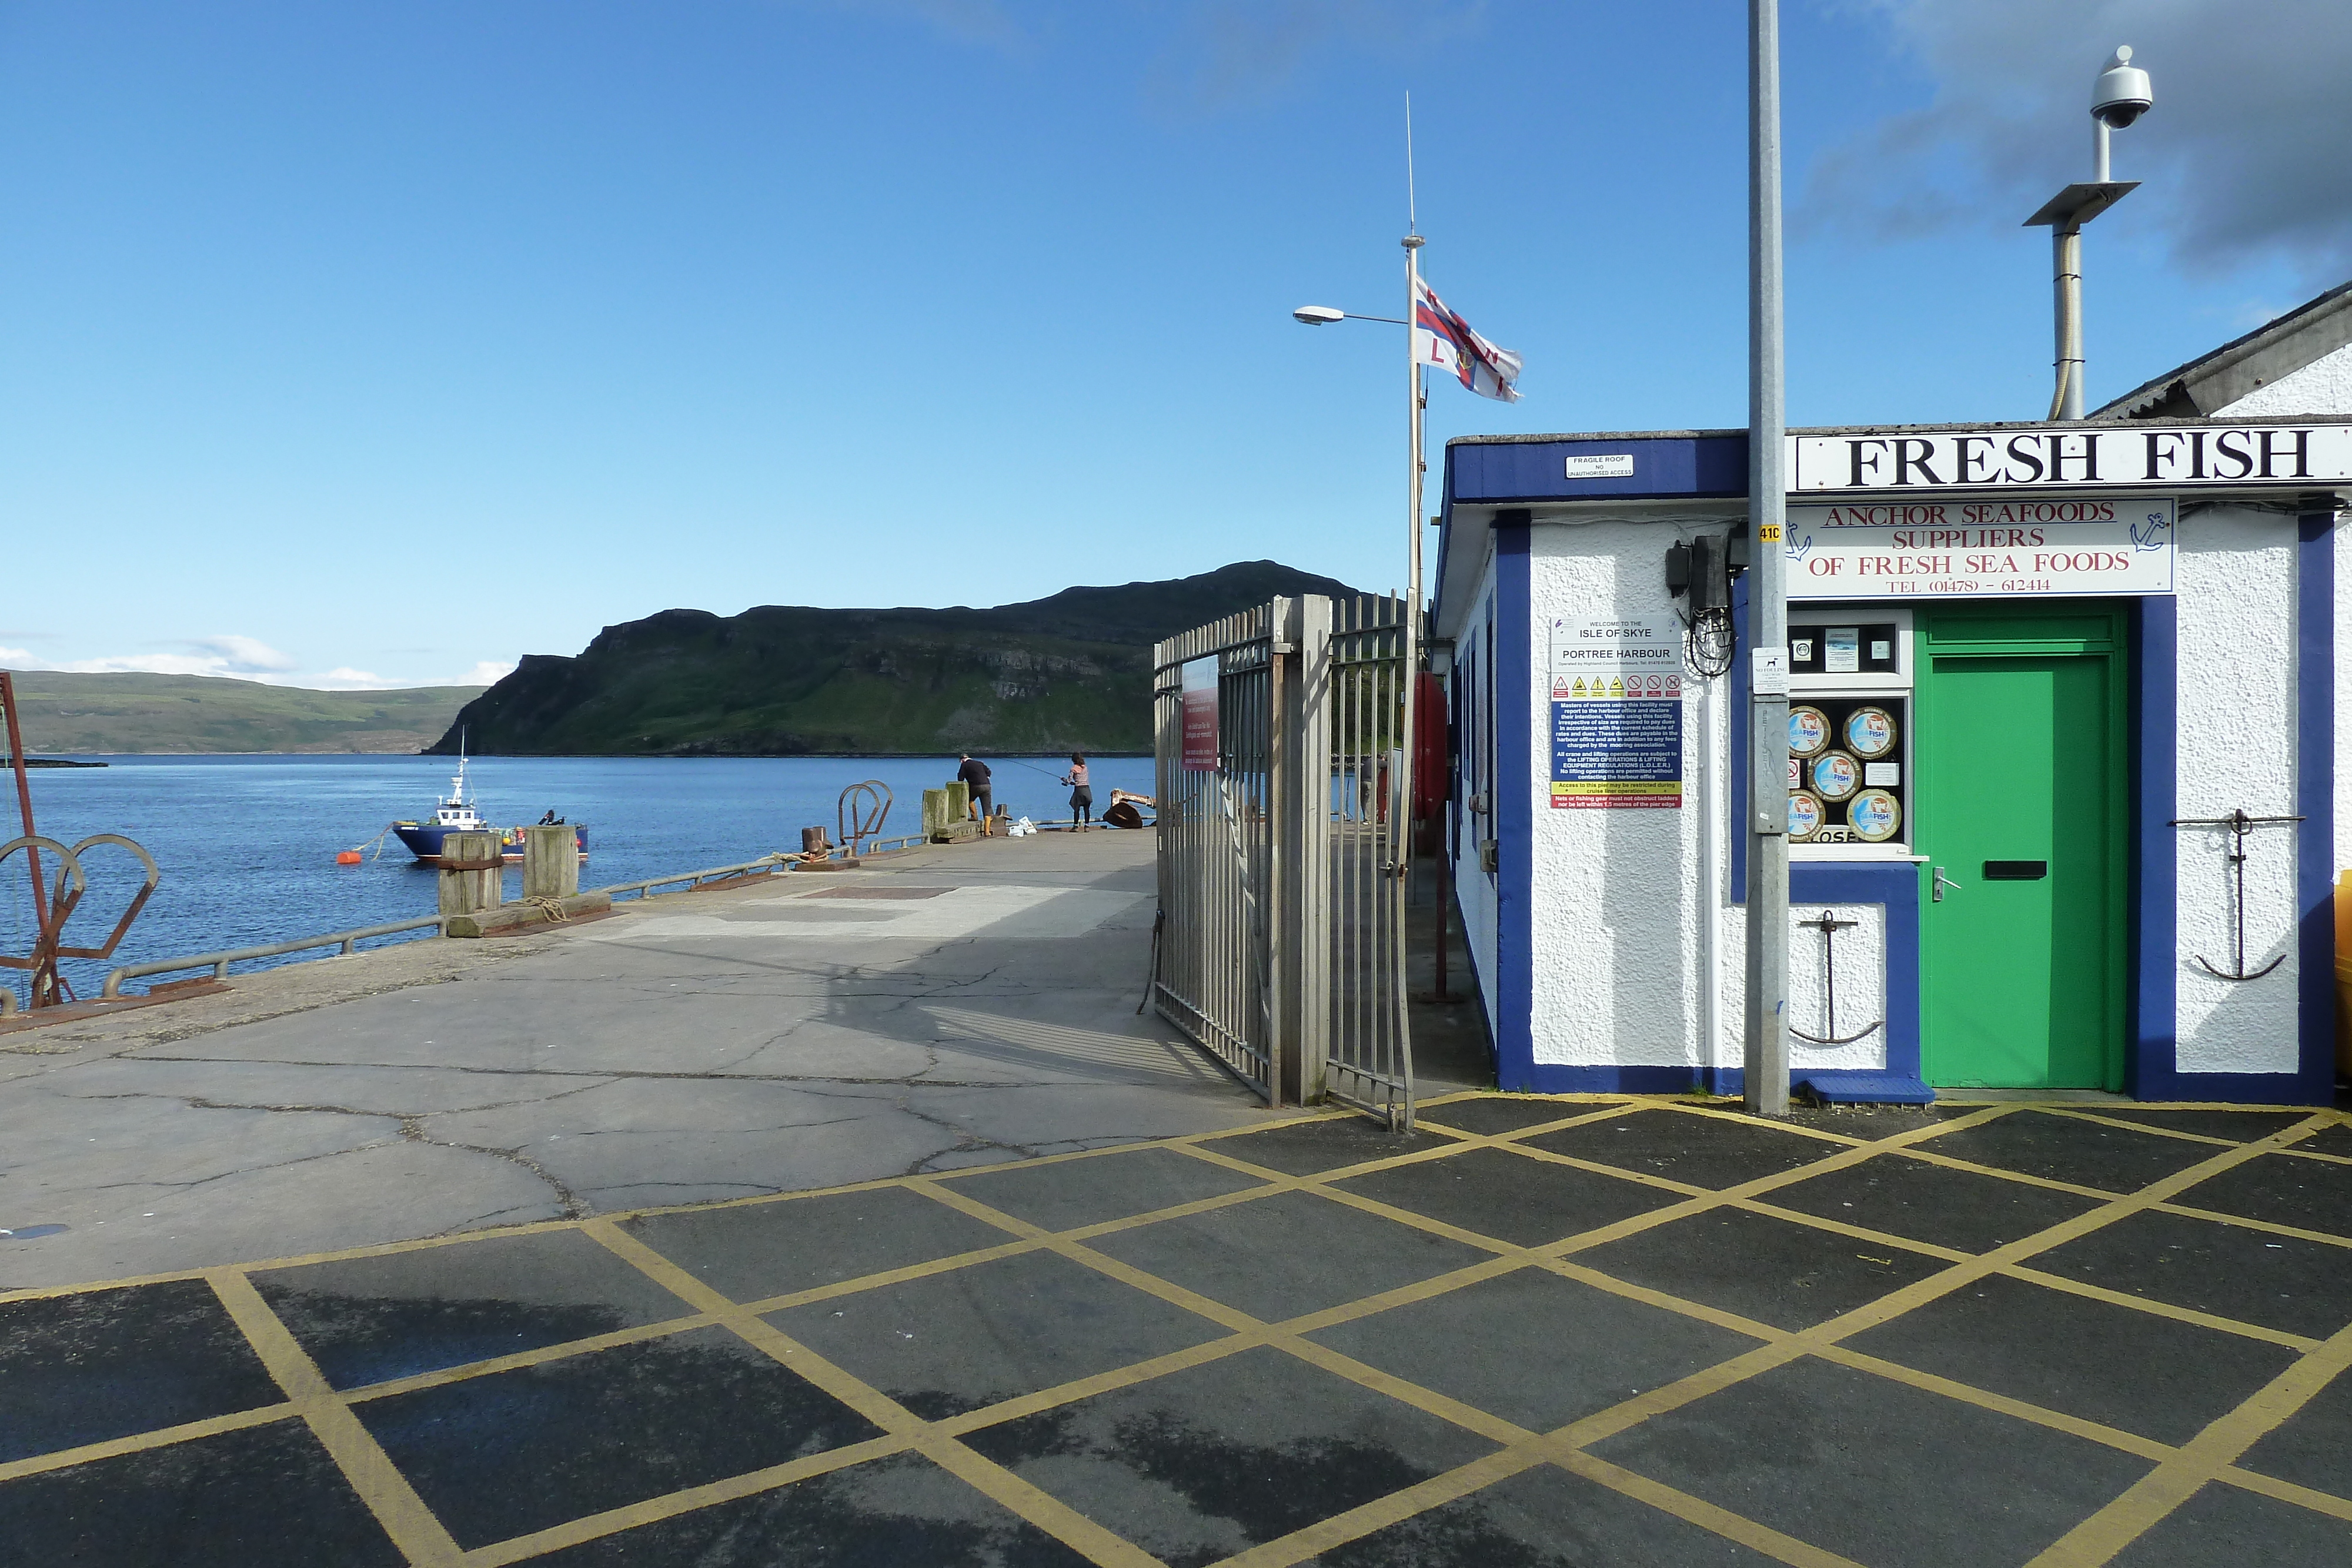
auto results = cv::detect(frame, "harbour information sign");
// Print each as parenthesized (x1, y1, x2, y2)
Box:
(1549, 616, 1683, 809)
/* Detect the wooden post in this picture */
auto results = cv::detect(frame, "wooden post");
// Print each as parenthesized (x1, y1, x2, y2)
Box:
(523, 825, 578, 901)
(438, 833, 503, 920)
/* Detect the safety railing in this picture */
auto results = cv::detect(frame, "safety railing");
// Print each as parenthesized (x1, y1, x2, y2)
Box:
(88, 840, 991, 1002)
(102, 915, 448, 997)
(98, 853, 807, 998)
(586, 854, 791, 900)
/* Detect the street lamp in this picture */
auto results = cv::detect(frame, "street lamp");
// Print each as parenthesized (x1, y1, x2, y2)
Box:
(2026, 46, 2154, 420)
(1292, 306, 1407, 326)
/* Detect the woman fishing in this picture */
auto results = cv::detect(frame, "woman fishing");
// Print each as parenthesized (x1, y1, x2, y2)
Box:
(1060, 754, 1093, 831)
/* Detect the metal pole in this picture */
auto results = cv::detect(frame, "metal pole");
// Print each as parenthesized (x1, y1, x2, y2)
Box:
(1743, 0, 1791, 1116)
(1397, 232, 1426, 1128)
(0, 672, 61, 1008)
(2051, 224, 2084, 421)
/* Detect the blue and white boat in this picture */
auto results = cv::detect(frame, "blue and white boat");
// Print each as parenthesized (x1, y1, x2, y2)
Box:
(390, 750, 586, 865)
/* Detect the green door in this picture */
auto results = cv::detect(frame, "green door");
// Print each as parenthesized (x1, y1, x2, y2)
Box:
(1915, 608, 2126, 1089)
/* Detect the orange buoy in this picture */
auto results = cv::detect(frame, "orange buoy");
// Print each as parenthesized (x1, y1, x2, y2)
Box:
(336, 850, 363, 865)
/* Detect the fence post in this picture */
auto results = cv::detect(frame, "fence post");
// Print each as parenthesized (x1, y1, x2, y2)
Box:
(437, 833, 503, 920)
(523, 824, 579, 901)
(1281, 594, 1334, 1102)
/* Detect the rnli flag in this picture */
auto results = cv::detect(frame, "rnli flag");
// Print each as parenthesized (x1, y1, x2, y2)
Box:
(1413, 276, 1522, 402)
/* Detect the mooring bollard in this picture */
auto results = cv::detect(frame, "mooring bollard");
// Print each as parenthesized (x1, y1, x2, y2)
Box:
(523, 824, 578, 901)
(438, 832, 504, 921)
(922, 788, 950, 838)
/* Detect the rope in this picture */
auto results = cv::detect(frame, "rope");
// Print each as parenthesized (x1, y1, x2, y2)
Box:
(520, 895, 571, 924)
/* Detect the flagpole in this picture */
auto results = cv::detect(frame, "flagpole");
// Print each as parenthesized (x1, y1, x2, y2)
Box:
(1404, 228, 1424, 831)
(1398, 202, 1426, 1125)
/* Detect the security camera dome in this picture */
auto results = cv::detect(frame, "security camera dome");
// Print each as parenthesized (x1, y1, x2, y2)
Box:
(2092, 45, 2152, 129)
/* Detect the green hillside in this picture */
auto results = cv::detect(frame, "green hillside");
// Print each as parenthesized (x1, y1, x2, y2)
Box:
(432, 561, 1367, 755)
(4, 673, 485, 754)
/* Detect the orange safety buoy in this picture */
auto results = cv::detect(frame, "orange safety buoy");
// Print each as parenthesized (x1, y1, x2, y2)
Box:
(335, 850, 363, 865)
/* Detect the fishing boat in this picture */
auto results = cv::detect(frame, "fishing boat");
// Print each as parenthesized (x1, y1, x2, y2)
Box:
(388, 748, 586, 866)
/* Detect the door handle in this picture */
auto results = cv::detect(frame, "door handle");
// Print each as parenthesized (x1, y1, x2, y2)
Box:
(1932, 865, 1963, 902)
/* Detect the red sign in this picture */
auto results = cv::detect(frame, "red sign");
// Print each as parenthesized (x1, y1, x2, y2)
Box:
(1181, 657, 1218, 771)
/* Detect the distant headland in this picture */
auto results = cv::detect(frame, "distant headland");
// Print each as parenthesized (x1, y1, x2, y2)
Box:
(0, 674, 483, 755)
(427, 561, 1364, 758)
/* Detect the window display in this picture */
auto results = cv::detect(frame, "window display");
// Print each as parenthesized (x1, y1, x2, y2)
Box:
(1789, 695, 1907, 846)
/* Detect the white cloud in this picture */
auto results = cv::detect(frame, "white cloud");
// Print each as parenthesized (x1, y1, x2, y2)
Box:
(305, 661, 514, 691)
(194, 634, 298, 673)
(1807, 1, 2352, 283)
(0, 640, 514, 691)
(1150, 0, 1487, 110)
(6, 633, 300, 680)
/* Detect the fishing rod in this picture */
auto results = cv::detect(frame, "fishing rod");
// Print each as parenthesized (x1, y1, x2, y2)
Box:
(986, 756, 1077, 780)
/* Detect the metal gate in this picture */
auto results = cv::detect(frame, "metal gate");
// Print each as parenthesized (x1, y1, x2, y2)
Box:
(1150, 603, 1279, 1100)
(1149, 594, 1416, 1128)
(1324, 594, 1415, 1126)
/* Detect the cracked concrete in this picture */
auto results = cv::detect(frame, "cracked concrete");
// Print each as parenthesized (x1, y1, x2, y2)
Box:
(0, 832, 1274, 1289)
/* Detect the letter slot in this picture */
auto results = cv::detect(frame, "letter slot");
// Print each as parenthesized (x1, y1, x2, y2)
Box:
(1982, 860, 2048, 881)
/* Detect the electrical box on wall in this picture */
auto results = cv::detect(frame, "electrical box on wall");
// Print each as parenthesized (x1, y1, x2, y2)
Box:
(1664, 533, 1740, 613)
(1788, 609, 1914, 855)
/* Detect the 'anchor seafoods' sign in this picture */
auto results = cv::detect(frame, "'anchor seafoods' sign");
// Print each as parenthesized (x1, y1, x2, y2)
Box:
(1549, 616, 1682, 809)
(1785, 496, 2175, 600)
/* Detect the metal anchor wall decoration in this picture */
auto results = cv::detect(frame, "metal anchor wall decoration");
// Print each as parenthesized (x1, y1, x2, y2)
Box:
(1789, 908, 1885, 1048)
(2169, 808, 2303, 981)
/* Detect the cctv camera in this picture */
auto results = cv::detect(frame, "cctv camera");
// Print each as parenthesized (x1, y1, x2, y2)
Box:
(2092, 45, 2151, 129)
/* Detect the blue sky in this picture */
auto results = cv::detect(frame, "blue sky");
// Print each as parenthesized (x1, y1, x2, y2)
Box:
(1, 1, 2342, 688)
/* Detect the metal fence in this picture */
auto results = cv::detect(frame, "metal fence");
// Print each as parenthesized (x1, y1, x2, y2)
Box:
(1150, 594, 1417, 1129)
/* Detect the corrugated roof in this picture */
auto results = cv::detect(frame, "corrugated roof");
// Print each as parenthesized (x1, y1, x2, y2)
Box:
(2092, 279, 2352, 420)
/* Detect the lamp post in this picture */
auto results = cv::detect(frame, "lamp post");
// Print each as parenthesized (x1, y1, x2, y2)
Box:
(1743, 0, 1791, 1116)
(2026, 47, 2153, 420)
(1293, 273, 1427, 868)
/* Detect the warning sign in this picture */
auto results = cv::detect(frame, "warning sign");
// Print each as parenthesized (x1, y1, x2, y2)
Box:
(1548, 615, 1685, 808)
(1552, 699, 1682, 808)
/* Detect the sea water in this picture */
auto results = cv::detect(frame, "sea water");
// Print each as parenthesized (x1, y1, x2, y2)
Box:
(1, 753, 1154, 1004)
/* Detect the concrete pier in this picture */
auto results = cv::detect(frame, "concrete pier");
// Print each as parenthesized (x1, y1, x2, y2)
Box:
(0, 828, 1264, 1292)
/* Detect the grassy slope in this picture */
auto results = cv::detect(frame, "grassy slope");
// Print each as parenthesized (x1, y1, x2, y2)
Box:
(5, 673, 486, 754)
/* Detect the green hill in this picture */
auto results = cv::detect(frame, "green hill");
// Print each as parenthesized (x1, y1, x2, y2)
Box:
(4, 673, 485, 754)
(430, 561, 1366, 756)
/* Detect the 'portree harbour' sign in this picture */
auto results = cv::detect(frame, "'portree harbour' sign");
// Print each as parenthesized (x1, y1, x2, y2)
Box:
(1785, 496, 2174, 600)
(1548, 616, 1683, 809)
(1181, 657, 1218, 771)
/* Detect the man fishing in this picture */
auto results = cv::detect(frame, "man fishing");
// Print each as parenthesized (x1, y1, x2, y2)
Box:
(956, 754, 994, 835)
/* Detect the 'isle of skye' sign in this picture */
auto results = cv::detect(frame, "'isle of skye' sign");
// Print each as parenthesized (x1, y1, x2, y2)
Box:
(1790, 424, 2352, 492)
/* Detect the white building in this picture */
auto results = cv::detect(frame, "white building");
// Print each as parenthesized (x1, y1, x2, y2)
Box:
(1433, 285, 2351, 1104)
